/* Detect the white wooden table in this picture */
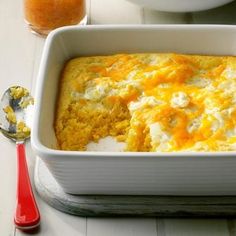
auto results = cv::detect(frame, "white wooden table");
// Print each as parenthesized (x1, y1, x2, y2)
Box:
(1, 0, 236, 235)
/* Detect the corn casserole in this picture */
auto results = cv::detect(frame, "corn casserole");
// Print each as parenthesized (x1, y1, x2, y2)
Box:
(54, 53, 236, 152)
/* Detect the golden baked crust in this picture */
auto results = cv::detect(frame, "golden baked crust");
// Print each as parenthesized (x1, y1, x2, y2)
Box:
(54, 53, 236, 151)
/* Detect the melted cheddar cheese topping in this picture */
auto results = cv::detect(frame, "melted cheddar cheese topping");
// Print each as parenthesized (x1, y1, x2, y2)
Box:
(55, 53, 236, 151)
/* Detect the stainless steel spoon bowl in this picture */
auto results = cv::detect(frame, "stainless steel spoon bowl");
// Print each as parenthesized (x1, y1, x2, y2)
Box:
(0, 86, 40, 230)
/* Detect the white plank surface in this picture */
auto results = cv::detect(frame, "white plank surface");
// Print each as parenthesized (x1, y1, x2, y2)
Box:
(87, 218, 157, 236)
(143, 10, 189, 24)
(162, 219, 229, 236)
(0, 0, 37, 235)
(90, 0, 142, 24)
(0, 0, 235, 235)
(16, 196, 86, 236)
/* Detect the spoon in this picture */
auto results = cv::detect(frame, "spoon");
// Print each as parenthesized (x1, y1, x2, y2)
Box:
(0, 86, 40, 230)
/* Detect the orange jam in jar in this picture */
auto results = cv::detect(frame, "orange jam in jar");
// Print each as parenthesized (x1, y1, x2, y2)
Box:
(24, 0, 86, 36)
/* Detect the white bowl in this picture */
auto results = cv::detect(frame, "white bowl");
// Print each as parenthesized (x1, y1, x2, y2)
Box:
(32, 25, 236, 195)
(126, 0, 234, 12)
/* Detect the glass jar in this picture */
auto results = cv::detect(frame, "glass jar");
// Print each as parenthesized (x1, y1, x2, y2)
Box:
(24, 0, 86, 36)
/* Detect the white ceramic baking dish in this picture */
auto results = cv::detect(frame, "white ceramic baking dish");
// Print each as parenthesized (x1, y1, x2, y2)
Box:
(32, 25, 236, 195)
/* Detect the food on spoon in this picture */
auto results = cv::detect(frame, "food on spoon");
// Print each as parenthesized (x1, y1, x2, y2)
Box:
(3, 105, 17, 124)
(16, 121, 31, 137)
(54, 53, 236, 152)
(19, 97, 34, 108)
(10, 86, 29, 99)
(2, 87, 33, 135)
(9, 86, 34, 108)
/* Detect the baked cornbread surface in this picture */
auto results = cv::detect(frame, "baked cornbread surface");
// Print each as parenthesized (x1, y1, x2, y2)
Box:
(54, 53, 236, 152)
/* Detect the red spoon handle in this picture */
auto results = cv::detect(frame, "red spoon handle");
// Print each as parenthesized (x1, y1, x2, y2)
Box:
(14, 143, 40, 229)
